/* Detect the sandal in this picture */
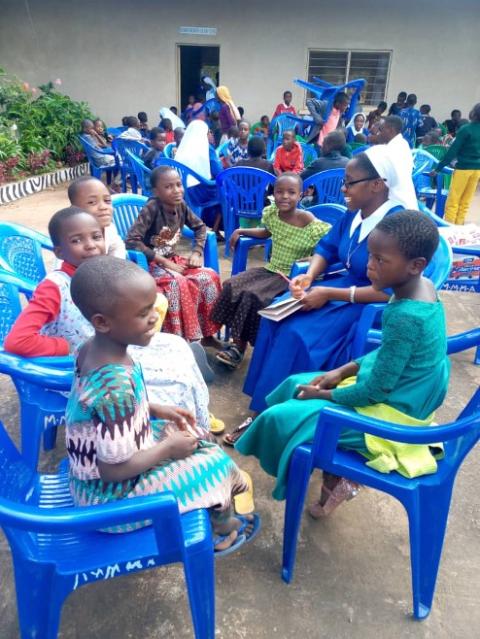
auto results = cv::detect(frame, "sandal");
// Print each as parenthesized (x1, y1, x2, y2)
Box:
(209, 413, 225, 435)
(213, 531, 246, 558)
(223, 417, 253, 446)
(308, 478, 360, 518)
(216, 345, 244, 369)
(234, 470, 255, 515)
(236, 513, 261, 544)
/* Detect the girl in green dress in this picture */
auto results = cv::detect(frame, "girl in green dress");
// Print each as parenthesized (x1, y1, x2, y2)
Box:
(66, 255, 260, 554)
(211, 173, 330, 370)
(236, 210, 450, 516)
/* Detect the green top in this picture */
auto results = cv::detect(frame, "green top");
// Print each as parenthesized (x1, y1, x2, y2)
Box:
(262, 204, 330, 275)
(332, 298, 450, 417)
(436, 121, 480, 171)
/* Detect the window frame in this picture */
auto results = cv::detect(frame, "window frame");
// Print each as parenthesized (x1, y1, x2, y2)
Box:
(304, 48, 392, 108)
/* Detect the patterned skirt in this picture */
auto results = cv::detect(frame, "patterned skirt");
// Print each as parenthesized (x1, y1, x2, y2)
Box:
(70, 421, 248, 533)
(211, 267, 288, 345)
(150, 256, 222, 340)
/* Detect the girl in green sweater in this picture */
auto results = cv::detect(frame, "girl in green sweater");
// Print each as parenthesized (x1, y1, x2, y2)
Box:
(236, 210, 450, 516)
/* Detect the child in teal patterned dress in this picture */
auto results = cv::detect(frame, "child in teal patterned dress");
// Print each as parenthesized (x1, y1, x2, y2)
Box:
(66, 255, 260, 554)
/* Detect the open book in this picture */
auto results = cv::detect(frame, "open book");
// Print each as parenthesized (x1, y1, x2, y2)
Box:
(258, 295, 304, 322)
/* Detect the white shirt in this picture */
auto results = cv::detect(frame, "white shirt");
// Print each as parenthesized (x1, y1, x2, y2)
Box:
(349, 200, 399, 243)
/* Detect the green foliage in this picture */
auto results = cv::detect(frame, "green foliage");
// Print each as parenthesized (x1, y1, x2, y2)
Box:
(0, 67, 94, 176)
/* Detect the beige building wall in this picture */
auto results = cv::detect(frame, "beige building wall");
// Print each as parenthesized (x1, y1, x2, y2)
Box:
(1, 0, 479, 125)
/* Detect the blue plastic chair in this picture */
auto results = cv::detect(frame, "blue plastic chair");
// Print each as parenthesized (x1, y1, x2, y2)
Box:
(216, 140, 230, 160)
(351, 144, 370, 156)
(112, 139, 149, 193)
(282, 387, 480, 620)
(303, 168, 346, 206)
(299, 142, 318, 168)
(126, 151, 153, 196)
(155, 158, 221, 224)
(106, 126, 127, 137)
(112, 194, 220, 273)
(0, 222, 53, 287)
(78, 135, 116, 183)
(164, 142, 177, 158)
(216, 167, 276, 259)
(0, 270, 73, 469)
(307, 203, 347, 226)
(0, 419, 215, 639)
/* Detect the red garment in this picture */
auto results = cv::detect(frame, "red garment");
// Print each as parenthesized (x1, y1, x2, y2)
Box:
(273, 142, 304, 174)
(4, 262, 76, 357)
(165, 131, 175, 144)
(272, 104, 297, 119)
(150, 256, 221, 340)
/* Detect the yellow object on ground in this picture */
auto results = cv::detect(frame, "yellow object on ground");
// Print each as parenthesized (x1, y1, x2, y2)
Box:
(234, 470, 255, 515)
(209, 413, 226, 435)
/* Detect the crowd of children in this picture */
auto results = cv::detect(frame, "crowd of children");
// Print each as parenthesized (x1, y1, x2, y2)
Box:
(7, 84, 479, 564)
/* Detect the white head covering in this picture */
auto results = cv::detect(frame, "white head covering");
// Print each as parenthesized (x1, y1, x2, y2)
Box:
(175, 120, 211, 187)
(346, 112, 366, 136)
(159, 107, 185, 130)
(366, 141, 417, 209)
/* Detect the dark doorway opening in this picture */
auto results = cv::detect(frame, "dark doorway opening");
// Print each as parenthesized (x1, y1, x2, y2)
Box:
(178, 45, 220, 112)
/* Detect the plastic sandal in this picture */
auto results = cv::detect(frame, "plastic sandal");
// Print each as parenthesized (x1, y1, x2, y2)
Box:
(236, 513, 261, 544)
(223, 417, 253, 446)
(209, 413, 225, 435)
(215, 345, 244, 369)
(213, 532, 246, 558)
(234, 470, 255, 515)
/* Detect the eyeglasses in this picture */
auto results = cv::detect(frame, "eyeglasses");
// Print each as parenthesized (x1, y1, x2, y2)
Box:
(341, 177, 386, 189)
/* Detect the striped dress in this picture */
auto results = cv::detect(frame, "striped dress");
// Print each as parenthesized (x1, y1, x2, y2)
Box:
(66, 361, 247, 531)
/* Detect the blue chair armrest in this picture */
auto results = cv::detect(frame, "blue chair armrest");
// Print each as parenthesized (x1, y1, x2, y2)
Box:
(0, 491, 181, 534)
(0, 351, 73, 389)
(127, 250, 149, 271)
(181, 227, 219, 273)
(231, 236, 271, 276)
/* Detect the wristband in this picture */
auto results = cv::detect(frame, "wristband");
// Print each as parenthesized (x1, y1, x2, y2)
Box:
(349, 285, 357, 304)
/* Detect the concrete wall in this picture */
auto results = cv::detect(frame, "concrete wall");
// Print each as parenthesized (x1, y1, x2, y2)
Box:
(1, 0, 479, 125)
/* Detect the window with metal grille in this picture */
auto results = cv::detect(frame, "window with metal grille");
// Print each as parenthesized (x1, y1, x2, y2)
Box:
(307, 50, 391, 106)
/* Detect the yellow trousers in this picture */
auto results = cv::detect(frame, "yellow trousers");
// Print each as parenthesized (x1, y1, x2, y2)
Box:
(444, 169, 480, 225)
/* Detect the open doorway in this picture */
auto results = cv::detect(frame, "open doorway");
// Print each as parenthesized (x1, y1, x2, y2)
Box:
(178, 45, 220, 112)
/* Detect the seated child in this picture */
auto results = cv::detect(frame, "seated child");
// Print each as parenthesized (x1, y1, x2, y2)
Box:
(227, 120, 250, 165)
(118, 116, 143, 141)
(93, 119, 113, 145)
(160, 118, 175, 144)
(67, 255, 259, 550)
(236, 211, 450, 516)
(236, 136, 274, 174)
(274, 130, 304, 175)
(67, 176, 126, 258)
(81, 119, 116, 167)
(144, 128, 167, 168)
(125, 166, 223, 344)
(211, 173, 330, 370)
(138, 111, 149, 135)
(171, 126, 185, 157)
(254, 115, 271, 141)
(4, 207, 212, 431)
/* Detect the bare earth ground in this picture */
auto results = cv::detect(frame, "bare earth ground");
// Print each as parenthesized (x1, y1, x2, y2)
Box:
(0, 185, 479, 639)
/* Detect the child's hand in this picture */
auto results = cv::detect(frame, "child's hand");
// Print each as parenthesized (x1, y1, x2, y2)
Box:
(188, 251, 203, 268)
(164, 432, 199, 459)
(300, 286, 331, 311)
(150, 404, 196, 430)
(158, 257, 186, 274)
(229, 229, 242, 252)
(295, 385, 332, 400)
(289, 274, 312, 299)
(309, 370, 343, 390)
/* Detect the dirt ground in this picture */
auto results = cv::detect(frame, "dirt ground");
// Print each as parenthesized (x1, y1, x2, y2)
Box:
(0, 185, 479, 639)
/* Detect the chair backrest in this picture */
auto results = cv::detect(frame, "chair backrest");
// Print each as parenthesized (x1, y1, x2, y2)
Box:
(271, 114, 300, 145)
(303, 168, 346, 206)
(112, 138, 149, 165)
(106, 126, 127, 137)
(424, 235, 453, 289)
(351, 144, 370, 156)
(307, 203, 347, 226)
(0, 271, 32, 346)
(112, 194, 148, 240)
(216, 140, 230, 159)
(164, 142, 176, 159)
(216, 167, 276, 220)
(78, 135, 102, 164)
(155, 158, 217, 216)
(125, 150, 152, 196)
(412, 149, 437, 172)
(0, 222, 52, 285)
(299, 143, 318, 168)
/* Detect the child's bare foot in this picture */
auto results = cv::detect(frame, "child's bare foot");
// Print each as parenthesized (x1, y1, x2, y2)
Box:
(213, 513, 260, 549)
(201, 335, 224, 350)
(213, 530, 239, 552)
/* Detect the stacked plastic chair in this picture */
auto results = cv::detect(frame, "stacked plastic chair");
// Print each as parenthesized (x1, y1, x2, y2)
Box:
(78, 135, 116, 183)
(112, 138, 149, 192)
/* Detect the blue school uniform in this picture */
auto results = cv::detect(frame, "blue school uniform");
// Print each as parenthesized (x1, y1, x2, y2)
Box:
(243, 201, 403, 412)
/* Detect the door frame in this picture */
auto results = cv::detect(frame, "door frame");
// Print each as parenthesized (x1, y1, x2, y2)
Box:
(176, 43, 221, 110)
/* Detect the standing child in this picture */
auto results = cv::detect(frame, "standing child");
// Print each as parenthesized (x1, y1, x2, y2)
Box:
(125, 166, 222, 344)
(272, 91, 297, 119)
(68, 176, 126, 258)
(160, 118, 175, 144)
(274, 130, 304, 175)
(399, 94, 421, 148)
(236, 211, 449, 515)
(211, 173, 330, 371)
(67, 256, 259, 550)
(227, 120, 250, 165)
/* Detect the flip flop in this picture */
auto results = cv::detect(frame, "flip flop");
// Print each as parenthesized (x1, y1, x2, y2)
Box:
(223, 417, 253, 446)
(234, 470, 255, 515)
(236, 513, 261, 544)
(213, 532, 246, 558)
(209, 413, 226, 435)
(215, 345, 244, 370)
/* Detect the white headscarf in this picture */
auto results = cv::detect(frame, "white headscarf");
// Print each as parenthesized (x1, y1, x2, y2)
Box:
(366, 141, 417, 209)
(346, 112, 366, 136)
(175, 120, 211, 187)
(159, 107, 185, 130)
